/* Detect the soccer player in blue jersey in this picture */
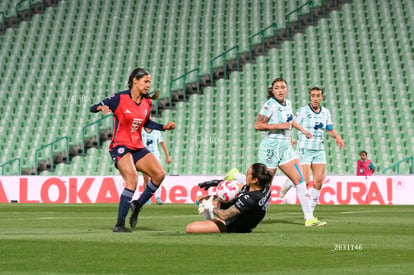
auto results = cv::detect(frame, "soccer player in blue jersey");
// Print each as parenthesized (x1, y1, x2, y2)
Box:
(279, 87, 345, 217)
(90, 68, 175, 232)
(255, 78, 325, 226)
(141, 124, 172, 204)
(186, 163, 272, 233)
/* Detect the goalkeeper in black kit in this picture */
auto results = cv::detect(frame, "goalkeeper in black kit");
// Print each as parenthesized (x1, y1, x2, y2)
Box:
(186, 163, 272, 233)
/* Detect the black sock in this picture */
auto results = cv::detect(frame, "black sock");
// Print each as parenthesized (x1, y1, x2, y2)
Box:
(116, 188, 134, 226)
(136, 180, 159, 207)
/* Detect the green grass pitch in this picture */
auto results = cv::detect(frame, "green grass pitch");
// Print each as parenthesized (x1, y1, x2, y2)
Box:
(0, 203, 413, 274)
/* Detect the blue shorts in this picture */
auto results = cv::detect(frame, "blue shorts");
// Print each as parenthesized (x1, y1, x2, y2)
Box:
(258, 139, 297, 169)
(298, 148, 326, 165)
(110, 146, 150, 168)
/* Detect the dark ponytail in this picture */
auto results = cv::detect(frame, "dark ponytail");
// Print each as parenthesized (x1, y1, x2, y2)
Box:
(251, 163, 272, 187)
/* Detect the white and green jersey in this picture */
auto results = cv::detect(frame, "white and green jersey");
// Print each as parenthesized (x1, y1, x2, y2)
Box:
(259, 97, 293, 142)
(141, 128, 163, 160)
(296, 104, 332, 150)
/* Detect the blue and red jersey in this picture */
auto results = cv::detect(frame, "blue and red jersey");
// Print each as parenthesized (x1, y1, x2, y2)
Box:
(90, 90, 155, 151)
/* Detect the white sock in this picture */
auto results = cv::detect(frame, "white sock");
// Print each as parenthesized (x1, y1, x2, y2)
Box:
(295, 181, 313, 220)
(234, 173, 246, 184)
(311, 188, 321, 212)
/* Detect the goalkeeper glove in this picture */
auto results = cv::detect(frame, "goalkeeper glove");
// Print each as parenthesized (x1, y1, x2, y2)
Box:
(198, 196, 214, 220)
(198, 179, 221, 190)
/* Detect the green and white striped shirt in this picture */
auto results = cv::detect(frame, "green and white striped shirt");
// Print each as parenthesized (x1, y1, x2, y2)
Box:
(259, 97, 293, 142)
(296, 104, 332, 150)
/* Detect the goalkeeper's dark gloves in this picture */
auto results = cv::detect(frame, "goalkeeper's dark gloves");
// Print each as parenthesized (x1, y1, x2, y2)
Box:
(198, 179, 221, 190)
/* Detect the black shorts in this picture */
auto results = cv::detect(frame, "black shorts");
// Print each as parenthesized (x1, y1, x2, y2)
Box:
(110, 146, 150, 168)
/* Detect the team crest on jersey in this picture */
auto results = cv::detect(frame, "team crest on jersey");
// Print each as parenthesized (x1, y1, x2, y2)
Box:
(131, 118, 143, 132)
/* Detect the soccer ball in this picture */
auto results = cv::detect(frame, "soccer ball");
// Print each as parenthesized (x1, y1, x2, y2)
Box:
(216, 180, 240, 203)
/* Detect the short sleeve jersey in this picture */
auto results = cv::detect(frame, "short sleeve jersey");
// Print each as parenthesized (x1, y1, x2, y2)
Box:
(225, 185, 271, 233)
(296, 104, 332, 150)
(141, 128, 163, 160)
(93, 90, 152, 151)
(259, 97, 293, 142)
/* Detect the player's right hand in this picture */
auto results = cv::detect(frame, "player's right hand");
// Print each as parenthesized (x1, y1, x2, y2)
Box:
(97, 105, 111, 114)
(198, 179, 221, 190)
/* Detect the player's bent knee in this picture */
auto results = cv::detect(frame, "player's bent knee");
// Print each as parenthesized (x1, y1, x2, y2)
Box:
(151, 169, 166, 185)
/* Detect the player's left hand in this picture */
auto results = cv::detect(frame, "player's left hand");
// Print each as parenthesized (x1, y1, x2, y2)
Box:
(163, 121, 176, 130)
(303, 130, 312, 139)
(336, 136, 345, 149)
(166, 155, 172, 164)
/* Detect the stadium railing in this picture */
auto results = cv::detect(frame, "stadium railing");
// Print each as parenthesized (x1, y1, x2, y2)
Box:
(321, 0, 340, 16)
(286, 0, 314, 39)
(0, 158, 21, 176)
(210, 45, 240, 87)
(15, 0, 32, 24)
(168, 68, 200, 109)
(82, 114, 113, 156)
(382, 156, 414, 175)
(34, 136, 69, 175)
(249, 22, 278, 63)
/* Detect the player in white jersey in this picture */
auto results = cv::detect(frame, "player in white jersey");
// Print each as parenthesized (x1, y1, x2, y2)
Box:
(141, 126, 172, 204)
(255, 78, 325, 226)
(279, 87, 345, 216)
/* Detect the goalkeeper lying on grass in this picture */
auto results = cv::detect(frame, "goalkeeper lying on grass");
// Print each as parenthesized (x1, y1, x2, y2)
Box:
(186, 163, 272, 233)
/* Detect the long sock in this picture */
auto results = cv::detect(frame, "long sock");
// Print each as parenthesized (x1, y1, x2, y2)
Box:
(116, 188, 134, 226)
(310, 187, 321, 212)
(295, 180, 313, 220)
(136, 180, 159, 207)
(234, 173, 246, 184)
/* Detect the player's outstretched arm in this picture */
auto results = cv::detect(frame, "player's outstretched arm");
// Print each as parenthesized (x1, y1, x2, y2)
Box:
(212, 205, 241, 220)
(292, 119, 312, 138)
(198, 179, 221, 190)
(327, 129, 345, 149)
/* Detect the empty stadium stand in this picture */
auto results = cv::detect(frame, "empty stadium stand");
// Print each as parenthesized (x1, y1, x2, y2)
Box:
(0, 0, 412, 176)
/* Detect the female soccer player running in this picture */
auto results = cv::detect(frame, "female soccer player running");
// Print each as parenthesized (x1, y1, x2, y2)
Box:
(279, 87, 345, 216)
(186, 163, 272, 233)
(255, 78, 325, 226)
(90, 68, 175, 232)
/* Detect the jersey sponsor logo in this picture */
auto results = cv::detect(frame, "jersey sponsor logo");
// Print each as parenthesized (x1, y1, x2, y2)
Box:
(235, 199, 245, 209)
(258, 188, 271, 207)
(131, 118, 143, 133)
(286, 114, 293, 122)
(146, 139, 154, 146)
(314, 122, 324, 130)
